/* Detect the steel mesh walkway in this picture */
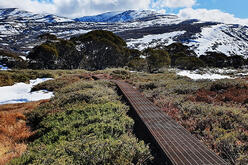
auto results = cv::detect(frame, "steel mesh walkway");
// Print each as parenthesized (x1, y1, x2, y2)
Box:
(114, 80, 228, 165)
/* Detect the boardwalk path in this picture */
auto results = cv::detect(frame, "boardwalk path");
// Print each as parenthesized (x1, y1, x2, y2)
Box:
(113, 80, 228, 165)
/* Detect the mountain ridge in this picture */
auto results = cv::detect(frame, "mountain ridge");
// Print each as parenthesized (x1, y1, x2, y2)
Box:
(0, 8, 74, 23)
(74, 10, 177, 22)
(0, 8, 248, 58)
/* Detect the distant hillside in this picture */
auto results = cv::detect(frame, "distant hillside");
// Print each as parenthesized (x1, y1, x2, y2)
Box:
(74, 10, 172, 22)
(0, 8, 248, 58)
(0, 8, 73, 23)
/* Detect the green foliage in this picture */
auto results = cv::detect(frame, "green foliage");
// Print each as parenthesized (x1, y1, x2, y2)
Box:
(28, 39, 83, 69)
(12, 76, 151, 164)
(127, 58, 148, 72)
(164, 42, 196, 57)
(0, 72, 13, 86)
(71, 30, 129, 70)
(199, 52, 228, 68)
(200, 52, 246, 68)
(110, 69, 131, 80)
(54, 39, 82, 69)
(145, 48, 171, 72)
(0, 69, 88, 87)
(175, 56, 205, 70)
(0, 70, 54, 87)
(38, 33, 57, 41)
(71, 30, 126, 48)
(31, 78, 73, 92)
(28, 43, 59, 69)
(177, 102, 248, 165)
(228, 55, 245, 68)
(0, 49, 27, 69)
(128, 49, 142, 59)
(170, 52, 187, 67)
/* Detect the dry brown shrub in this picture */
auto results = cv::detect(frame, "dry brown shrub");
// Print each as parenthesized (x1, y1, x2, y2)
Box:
(0, 100, 47, 165)
(0, 100, 49, 114)
(189, 85, 248, 105)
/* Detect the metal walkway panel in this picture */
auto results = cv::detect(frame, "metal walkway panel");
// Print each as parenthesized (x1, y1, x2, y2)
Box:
(114, 80, 228, 165)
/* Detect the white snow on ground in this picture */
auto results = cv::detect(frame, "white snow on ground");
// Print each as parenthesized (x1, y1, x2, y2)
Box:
(0, 78, 54, 105)
(208, 68, 237, 74)
(176, 70, 232, 80)
(127, 31, 186, 50)
(19, 56, 27, 60)
(237, 72, 248, 76)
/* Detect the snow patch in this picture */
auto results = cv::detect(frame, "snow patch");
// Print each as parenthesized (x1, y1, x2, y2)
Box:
(0, 78, 54, 105)
(176, 70, 232, 80)
(127, 31, 186, 50)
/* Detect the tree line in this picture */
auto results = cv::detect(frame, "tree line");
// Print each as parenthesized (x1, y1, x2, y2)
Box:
(1, 30, 248, 72)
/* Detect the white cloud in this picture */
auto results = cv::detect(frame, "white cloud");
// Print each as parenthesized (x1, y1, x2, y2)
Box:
(0, 0, 56, 14)
(152, 0, 196, 8)
(0, 0, 151, 18)
(178, 8, 248, 25)
(1, 0, 248, 26)
(56, 0, 151, 17)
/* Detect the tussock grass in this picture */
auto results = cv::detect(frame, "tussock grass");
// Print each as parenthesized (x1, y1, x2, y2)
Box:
(0, 69, 89, 87)
(0, 101, 47, 165)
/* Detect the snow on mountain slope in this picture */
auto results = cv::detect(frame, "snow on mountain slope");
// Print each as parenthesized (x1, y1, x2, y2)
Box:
(75, 11, 123, 22)
(0, 8, 73, 23)
(127, 31, 187, 50)
(75, 10, 169, 22)
(0, 8, 248, 58)
(185, 24, 248, 56)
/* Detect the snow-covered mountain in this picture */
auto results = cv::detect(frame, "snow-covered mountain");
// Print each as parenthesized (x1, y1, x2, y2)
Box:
(74, 11, 123, 22)
(75, 10, 171, 22)
(0, 8, 248, 58)
(0, 8, 74, 23)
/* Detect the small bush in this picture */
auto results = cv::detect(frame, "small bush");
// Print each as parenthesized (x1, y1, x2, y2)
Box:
(175, 56, 205, 70)
(145, 48, 171, 72)
(110, 69, 131, 80)
(128, 58, 148, 71)
(0, 70, 54, 87)
(12, 76, 152, 164)
(31, 75, 82, 92)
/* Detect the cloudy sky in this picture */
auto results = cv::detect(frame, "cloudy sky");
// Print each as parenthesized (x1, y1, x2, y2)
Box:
(0, 0, 248, 25)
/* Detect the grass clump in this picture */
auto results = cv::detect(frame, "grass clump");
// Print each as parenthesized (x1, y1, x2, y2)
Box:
(0, 70, 53, 87)
(0, 69, 89, 87)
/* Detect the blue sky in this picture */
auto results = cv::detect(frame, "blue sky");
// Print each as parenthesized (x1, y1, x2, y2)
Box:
(195, 0, 247, 18)
(157, 0, 247, 19)
(0, 0, 248, 25)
